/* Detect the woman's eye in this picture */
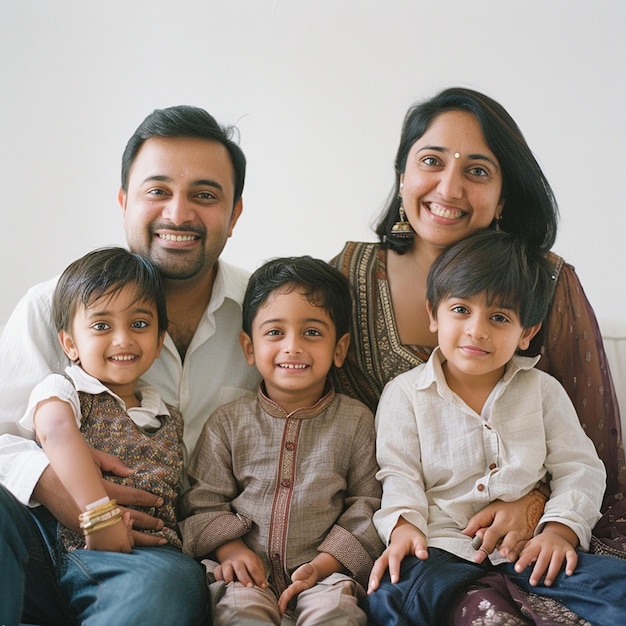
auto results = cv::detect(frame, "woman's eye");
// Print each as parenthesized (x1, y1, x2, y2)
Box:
(468, 166, 488, 177)
(422, 156, 440, 167)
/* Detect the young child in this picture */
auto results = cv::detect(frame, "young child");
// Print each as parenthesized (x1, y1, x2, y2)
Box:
(179, 256, 383, 625)
(366, 230, 625, 626)
(20, 247, 186, 552)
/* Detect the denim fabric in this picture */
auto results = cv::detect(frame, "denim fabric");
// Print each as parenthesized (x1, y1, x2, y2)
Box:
(365, 547, 626, 626)
(0, 484, 209, 626)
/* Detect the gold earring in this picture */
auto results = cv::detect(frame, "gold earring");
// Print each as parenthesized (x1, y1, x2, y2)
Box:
(391, 202, 415, 239)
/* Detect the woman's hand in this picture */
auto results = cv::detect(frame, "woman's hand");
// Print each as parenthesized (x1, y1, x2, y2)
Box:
(462, 490, 547, 563)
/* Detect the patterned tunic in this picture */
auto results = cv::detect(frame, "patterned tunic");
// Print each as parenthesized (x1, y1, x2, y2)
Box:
(179, 385, 383, 593)
(60, 390, 185, 550)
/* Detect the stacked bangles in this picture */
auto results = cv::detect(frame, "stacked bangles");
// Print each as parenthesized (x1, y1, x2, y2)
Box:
(78, 497, 122, 536)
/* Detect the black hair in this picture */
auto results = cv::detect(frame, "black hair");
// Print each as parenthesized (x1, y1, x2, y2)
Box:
(376, 87, 558, 256)
(242, 256, 352, 341)
(53, 247, 168, 335)
(426, 229, 554, 328)
(120, 105, 246, 205)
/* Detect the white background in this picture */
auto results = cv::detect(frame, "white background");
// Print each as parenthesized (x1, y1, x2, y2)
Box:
(2, 1, 624, 330)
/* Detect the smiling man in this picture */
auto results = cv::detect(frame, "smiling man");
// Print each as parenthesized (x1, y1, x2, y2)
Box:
(0, 105, 260, 625)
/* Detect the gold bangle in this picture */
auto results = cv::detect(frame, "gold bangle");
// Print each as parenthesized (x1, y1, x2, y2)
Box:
(82, 513, 123, 536)
(78, 499, 119, 525)
(80, 508, 122, 531)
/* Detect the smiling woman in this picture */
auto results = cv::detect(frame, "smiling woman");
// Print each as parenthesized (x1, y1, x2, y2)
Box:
(330, 86, 625, 624)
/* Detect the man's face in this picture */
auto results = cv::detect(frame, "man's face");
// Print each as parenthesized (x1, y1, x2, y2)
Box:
(118, 136, 242, 283)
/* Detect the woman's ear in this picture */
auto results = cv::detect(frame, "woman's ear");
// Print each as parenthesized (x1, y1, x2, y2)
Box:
(239, 331, 256, 366)
(58, 329, 79, 362)
(333, 333, 351, 368)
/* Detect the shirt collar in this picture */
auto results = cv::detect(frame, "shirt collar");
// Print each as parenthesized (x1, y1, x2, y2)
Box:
(64, 362, 170, 429)
(256, 380, 336, 419)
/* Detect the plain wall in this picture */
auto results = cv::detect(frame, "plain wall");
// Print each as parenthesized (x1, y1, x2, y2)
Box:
(2, 0, 624, 331)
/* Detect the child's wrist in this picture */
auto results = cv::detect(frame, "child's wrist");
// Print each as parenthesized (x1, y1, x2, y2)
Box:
(79, 498, 123, 536)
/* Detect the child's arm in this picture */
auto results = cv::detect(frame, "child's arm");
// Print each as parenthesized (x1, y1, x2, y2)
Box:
(214, 538, 268, 588)
(277, 552, 344, 614)
(368, 517, 428, 593)
(34, 397, 132, 552)
(514, 521, 579, 586)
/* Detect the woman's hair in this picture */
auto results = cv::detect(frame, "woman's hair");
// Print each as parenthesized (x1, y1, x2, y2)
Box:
(120, 105, 246, 205)
(242, 255, 352, 340)
(426, 229, 554, 328)
(376, 87, 559, 255)
(53, 247, 168, 335)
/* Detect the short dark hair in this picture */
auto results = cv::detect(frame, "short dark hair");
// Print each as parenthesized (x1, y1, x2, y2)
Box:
(242, 256, 352, 341)
(53, 247, 168, 335)
(121, 105, 246, 205)
(376, 87, 559, 256)
(426, 229, 554, 328)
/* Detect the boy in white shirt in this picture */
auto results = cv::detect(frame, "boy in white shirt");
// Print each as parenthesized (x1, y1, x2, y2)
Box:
(366, 229, 624, 626)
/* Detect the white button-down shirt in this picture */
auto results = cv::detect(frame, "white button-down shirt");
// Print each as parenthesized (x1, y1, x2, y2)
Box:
(0, 260, 260, 505)
(373, 348, 606, 564)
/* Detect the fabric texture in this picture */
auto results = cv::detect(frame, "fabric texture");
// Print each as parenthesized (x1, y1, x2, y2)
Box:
(179, 385, 383, 597)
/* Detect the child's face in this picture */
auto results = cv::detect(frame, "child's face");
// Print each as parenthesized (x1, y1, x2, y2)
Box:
(240, 287, 350, 412)
(59, 284, 164, 399)
(427, 292, 540, 386)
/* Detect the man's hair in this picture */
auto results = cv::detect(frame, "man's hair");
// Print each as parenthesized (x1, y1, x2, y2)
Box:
(426, 229, 554, 328)
(53, 246, 168, 334)
(242, 256, 352, 340)
(121, 105, 246, 205)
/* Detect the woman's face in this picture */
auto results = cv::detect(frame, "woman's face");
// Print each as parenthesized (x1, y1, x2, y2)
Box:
(400, 110, 504, 251)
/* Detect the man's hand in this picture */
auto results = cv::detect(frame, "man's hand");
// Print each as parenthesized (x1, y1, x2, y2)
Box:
(463, 490, 546, 563)
(33, 449, 168, 545)
(214, 539, 268, 588)
(368, 517, 427, 593)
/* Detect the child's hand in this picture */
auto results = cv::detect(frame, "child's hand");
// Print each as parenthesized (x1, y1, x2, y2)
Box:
(214, 539, 268, 588)
(368, 518, 427, 593)
(85, 511, 134, 553)
(277, 562, 319, 614)
(514, 522, 578, 586)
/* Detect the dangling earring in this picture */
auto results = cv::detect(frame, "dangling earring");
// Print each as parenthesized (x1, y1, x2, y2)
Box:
(494, 215, 502, 232)
(390, 184, 415, 239)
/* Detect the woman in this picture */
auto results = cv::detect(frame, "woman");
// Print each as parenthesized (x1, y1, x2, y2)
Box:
(331, 87, 625, 624)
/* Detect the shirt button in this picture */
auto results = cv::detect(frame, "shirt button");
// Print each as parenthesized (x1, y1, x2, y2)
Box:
(285, 442, 295, 451)
(477, 484, 485, 492)
(489, 463, 497, 470)
(281, 479, 291, 488)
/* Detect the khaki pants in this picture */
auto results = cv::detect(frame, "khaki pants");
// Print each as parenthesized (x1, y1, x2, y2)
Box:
(209, 572, 367, 626)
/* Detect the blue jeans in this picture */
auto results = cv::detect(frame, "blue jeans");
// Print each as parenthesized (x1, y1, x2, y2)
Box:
(365, 547, 626, 626)
(0, 483, 209, 626)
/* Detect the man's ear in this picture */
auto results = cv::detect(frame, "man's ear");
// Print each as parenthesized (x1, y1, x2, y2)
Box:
(118, 187, 127, 215)
(227, 198, 244, 238)
(426, 301, 438, 333)
(333, 333, 351, 368)
(518, 322, 542, 351)
(58, 329, 79, 362)
(239, 330, 255, 365)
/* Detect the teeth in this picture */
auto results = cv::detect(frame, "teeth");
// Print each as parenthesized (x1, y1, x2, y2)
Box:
(159, 233, 197, 242)
(279, 363, 307, 369)
(111, 355, 136, 361)
(429, 203, 464, 220)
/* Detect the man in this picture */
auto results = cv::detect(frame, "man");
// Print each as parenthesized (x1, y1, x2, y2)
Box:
(0, 105, 260, 625)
